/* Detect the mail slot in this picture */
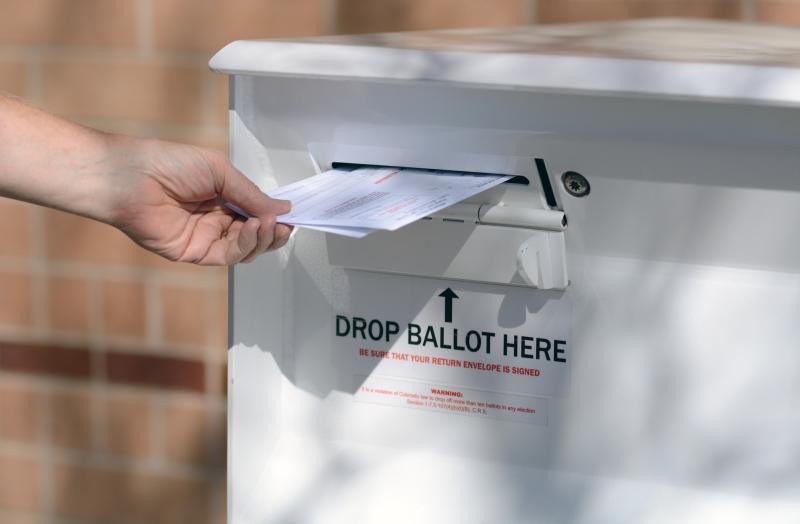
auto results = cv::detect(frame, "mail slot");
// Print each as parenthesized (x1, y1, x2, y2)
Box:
(211, 19, 800, 523)
(318, 159, 568, 289)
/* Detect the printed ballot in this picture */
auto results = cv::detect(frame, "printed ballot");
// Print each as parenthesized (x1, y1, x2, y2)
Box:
(268, 166, 511, 237)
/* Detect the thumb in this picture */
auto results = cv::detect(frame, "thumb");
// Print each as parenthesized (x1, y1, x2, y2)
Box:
(213, 155, 290, 218)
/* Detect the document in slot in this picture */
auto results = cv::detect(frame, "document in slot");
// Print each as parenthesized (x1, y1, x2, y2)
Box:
(268, 166, 511, 237)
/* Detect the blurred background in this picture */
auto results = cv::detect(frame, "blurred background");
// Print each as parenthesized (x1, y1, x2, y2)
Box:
(0, 0, 791, 522)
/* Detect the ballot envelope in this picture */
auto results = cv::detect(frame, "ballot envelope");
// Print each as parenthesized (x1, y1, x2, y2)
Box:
(211, 19, 800, 524)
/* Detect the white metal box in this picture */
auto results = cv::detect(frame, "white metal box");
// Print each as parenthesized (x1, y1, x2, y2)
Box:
(212, 19, 800, 523)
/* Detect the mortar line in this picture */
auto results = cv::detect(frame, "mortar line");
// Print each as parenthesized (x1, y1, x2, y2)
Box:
(0, 255, 228, 289)
(0, 439, 216, 480)
(528, 0, 539, 24)
(29, 206, 49, 338)
(151, 391, 167, 474)
(0, 43, 210, 66)
(86, 274, 109, 457)
(742, 0, 758, 22)
(24, 49, 44, 105)
(204, 279, 226, 507)
(201, 72, 217, 128)
(145, 275, 162, 348)
(326, 0, 339, 34)
(136, 0, 155, 57)
(40, 378, 56, 524)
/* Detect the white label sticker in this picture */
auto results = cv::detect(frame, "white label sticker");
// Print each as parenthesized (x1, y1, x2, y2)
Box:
(333, 273, 572, 401)
(355, 375, 548, 425)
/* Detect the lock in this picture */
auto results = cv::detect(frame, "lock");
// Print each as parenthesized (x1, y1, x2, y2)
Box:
(562, 171, 590, 197)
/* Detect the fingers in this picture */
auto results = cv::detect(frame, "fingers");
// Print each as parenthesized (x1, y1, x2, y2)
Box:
(241, 218, 294, 263)
(241, 214, 275, 263)
(183, 152, 295, 266)
(210, 153, 291, 218)
(186, 212, 293, 266)
(271, 224, 294, 251)
(221, 217, 259, 265)
(269, 197, 291, 216)
(180, 212, 234, 263)
(219, 216, 293, 265)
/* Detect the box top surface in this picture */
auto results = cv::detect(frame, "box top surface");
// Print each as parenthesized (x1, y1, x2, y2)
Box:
(210, 19, 800, 106)
(285, 19, 800, 67)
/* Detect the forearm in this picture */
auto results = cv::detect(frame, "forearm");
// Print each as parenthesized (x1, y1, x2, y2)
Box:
(0, 94, 292, 264)
(0, 94, 117, 223)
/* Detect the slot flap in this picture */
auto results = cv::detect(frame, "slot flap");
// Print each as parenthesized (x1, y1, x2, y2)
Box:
(430, 203, 566, 231)
(479, 204, 566, 231)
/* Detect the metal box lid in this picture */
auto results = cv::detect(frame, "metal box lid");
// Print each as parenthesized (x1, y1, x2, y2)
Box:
(210, 18, 800, 106)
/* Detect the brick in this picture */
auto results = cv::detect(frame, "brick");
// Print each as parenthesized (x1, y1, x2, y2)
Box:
(0, 0, 137, 47)
(164, 400, 224, 466)
(0, 454, 40, 512)
(0, 199, 31, 258)
(50, 389, 94, 451)
(537, 0, 742, 24)
(142, 127, 229, 154)
(0, 513, 40, 524)
(0, 381, 41, 442)
(154, 0, 328, 52)
(53, 463, 212, 524)
(48, 276, 90, 333)
(212, 482, 227, 524)
(207, 362, 228, 396)
(162, 286, 208, 347)
(0, 272, 32, 328)
(0, 61, 26, 99)
(0, 343, 91, 379)
(42, 208, 212, 273)
(44, 208, 159, 266)
(759, 1, 800, 25)
(43, 60, 207, 125)
(337, 0, 531, 34)
(101, 280, 146, 339)
(106, 351, 205, 392)
(105, 393, 153, 458)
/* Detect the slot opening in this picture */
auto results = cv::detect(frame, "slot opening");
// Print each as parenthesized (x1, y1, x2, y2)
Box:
(330, 162, 530, 185)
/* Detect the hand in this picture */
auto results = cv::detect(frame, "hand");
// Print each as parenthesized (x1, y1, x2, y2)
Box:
(104, 137, 293, 265)
(0, 97, 288, 265)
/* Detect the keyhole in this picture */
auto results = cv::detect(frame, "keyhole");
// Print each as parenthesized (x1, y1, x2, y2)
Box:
(561, 171, 590, 197)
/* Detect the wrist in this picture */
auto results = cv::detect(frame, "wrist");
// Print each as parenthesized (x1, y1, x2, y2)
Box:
(59, 129, 121, 224)
(63, 132, 158, 227)
(83, 133, 145, 226)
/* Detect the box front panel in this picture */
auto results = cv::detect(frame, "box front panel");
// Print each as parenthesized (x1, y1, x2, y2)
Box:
(229, 76, 800, 523)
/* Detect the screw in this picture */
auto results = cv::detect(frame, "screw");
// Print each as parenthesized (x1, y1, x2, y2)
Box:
(561, 171, 590, 197)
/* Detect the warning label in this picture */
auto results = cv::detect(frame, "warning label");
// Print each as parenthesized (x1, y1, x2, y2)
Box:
(355, 375, 548, 426)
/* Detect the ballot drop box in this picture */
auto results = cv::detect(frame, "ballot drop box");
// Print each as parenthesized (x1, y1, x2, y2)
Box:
(211, 20, 800, 523)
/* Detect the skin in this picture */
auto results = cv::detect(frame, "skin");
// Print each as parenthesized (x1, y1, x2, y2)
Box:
(0, 94, 293, 265)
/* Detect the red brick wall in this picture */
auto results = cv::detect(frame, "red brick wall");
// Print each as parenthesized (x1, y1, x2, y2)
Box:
(0, 0, 785, 522)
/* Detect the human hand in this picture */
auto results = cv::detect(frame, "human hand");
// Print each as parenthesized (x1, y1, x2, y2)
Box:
(0, 96, 290, 265)
(102, 137, 293, 265)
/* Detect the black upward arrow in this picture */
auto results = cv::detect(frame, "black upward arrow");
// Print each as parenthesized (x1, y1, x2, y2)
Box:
(438, 288, 459, 323)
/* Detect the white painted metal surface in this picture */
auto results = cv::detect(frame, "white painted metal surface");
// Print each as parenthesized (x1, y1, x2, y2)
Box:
(211, 19, 800, 106)
(214, 20, 800, 523)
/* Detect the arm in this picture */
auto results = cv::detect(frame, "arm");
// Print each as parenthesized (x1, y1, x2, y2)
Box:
(0, 94, 292, 265)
